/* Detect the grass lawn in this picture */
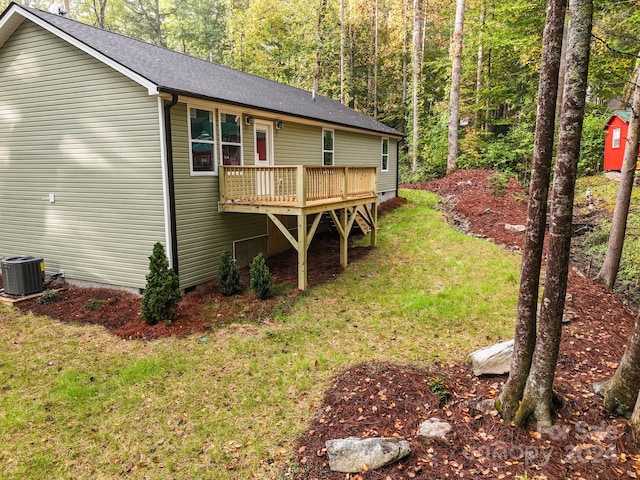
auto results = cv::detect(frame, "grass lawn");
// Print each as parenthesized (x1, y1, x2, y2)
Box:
(0, 189, 520, 479)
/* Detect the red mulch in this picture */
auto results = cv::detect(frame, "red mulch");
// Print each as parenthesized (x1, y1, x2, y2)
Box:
(290, 170, 640, 479)
(3, 170, 639, 478)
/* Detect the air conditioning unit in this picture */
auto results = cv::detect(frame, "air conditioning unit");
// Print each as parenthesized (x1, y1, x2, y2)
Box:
(1, 256, 45, 296)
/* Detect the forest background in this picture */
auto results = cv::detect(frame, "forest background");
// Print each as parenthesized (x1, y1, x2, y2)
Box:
(4, 0, 640, 183)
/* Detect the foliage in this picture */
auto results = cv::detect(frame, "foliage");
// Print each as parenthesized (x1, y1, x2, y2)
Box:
(217, 250, 241, 296)
(488, 171, 510, 196)
(37, 289, 59, 305)
(83, 299, 106, 311)
(578, 110, 608, 177)
(428, 377, 451, 404)
(249, 253, 273, 300)
(140, 242, 181, 325)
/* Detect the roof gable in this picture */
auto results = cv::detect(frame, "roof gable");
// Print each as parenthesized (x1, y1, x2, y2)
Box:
(0, 2, 402, 137)
(604, 110, 632, 130)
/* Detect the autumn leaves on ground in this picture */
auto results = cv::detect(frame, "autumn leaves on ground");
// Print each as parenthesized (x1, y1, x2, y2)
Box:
(2, 170, 639, 479)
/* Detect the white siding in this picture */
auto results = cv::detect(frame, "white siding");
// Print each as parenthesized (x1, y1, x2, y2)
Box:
(0, 21, 165, 290)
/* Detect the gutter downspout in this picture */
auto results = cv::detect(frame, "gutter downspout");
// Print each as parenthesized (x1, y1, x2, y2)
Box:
(395, 139, 400, 197)
(163, 93, 179, 275)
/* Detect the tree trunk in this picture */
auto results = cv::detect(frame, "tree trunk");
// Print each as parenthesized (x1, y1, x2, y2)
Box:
(411, 0, 422, 173)
(313, 0, 328, 96)
(497, 0, 566, 423)
(474, 0, 485, 128)
(595, 68, 640, 289)
(599, 314, 640, 417)
(514, 0, 593, 428)
(340, 0, 346, 104)
(447, 0, 465, 175)
(629, 386, 640, 443)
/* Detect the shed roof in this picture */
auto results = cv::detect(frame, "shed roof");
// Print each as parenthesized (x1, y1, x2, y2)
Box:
(0, 2, 402, 138)
(604, 110, 632, 130)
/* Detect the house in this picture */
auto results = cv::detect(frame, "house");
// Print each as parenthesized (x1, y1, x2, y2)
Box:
(603, 110, 638, 171)
(0, 2, 402, 292)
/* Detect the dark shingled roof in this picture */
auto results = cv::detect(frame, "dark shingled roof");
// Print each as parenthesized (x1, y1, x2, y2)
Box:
(10, 3, 402, 137)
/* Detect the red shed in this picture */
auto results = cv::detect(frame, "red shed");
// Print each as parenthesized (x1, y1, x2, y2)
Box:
(603, 110, 639, 170)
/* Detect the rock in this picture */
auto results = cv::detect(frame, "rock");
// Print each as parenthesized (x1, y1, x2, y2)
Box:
(505, 223, 526, 232)
(325, 437, 411, 473)
(474, 398, 498, 415)
(562, 308, 577, 324)
(469, 339, 514, 376)
(416, 418, 454, 445)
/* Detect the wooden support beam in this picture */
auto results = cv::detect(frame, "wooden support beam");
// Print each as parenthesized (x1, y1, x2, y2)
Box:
(266, 213, 299, 252)
(297, 213, 308, 290)
(370, 202, 377, 247)
(339, 208, 348, 268)
(306, 213, 323, 252)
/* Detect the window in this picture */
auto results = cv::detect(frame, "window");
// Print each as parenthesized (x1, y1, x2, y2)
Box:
(219, 112, 243, 165)
(323, 129, 334, 166)
(189, 107, 215, 174)
(612, 127, 621, 149)
(381, 138, 389, 172)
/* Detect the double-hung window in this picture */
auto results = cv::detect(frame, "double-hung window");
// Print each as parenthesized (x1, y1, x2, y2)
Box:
(381, 138, 389, 172)
(323, 129, 334, 166)
(612, 127, 621, 149)
(219, 112, 242, 165)
(189, 107, 215, 175)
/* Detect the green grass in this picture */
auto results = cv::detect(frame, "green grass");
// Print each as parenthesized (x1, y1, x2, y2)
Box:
(0, 189, 520, 479)
(576, 174, 640, 298)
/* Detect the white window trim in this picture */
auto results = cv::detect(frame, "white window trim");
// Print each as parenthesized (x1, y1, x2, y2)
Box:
(322, 128, 335, 166)
(188, 105, 217, 176)
(612, 127, 621, 149)
(381, 137, 390, 172)
(254, 120, 275, 166)
(218, 110, 244, 166)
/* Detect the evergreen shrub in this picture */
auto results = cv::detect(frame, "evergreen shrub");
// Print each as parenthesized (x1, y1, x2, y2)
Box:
(249, 253, 273, 300)
(218, 250, 241, 296)
(140, 242, 181, 325)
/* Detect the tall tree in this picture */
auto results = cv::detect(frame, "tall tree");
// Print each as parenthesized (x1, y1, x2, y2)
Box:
(446, 0, 465, 174)
(497, 0, 567, 423)
(594, 67, 640, 289)
(514, 0, 593, 428)
(410, 0, 422, 172)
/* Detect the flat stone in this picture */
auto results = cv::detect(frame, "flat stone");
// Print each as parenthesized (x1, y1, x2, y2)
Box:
(325, 437, 411, 473)
(505, 224, 526, 232)
(416, 418, 454, 445)
(469, 339, 514, 376)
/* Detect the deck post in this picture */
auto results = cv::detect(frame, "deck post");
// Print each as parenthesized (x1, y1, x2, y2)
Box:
(339, 207, 348, 268)
(342, 167, 349, 199)
(297, 213, 308, 290)
(297, 166, 306, 208)
(219, 166, 227, 204)
(370, 202, 377, 247)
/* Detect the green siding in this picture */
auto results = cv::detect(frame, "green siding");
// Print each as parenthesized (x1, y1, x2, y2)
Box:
(0, 21, 164, 290)
(171, 104, 267, 289)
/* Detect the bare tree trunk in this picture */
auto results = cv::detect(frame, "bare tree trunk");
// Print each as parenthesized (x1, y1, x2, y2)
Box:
(411, 0, 423, 173)
(340, 0, 346, 104)
(598, 313, 640, 417)
(595, 67, 640, 289)
(630, 387, 640, 443)
(497, 0, 567, 423)
(373, 0, 379, 118)
(514, 0, 593, 428)
(402, 0, 409, 105)
(313, 0, 328, 95)
(474, 0, 485, 128)
(447, 0, 465, 175)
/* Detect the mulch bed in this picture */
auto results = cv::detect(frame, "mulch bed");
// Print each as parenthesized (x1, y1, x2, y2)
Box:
(3, 170, 639, 478)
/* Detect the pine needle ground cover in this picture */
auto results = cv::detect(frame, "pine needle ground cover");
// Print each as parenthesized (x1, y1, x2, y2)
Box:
(0, 189, 520, 479)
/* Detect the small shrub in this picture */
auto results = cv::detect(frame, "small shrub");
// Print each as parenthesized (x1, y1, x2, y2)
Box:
(428, 377, 451, 405)
(488, 171, 510, 196)
(249, 253, 273, 300)
(37, 289, 59, 305)
(218, 251, 241, 296)
(140, 242, 181, 325)
(84, 299, 106, 311)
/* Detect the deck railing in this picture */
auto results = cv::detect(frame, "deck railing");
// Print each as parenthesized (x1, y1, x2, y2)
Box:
(219, 165, 378, 207)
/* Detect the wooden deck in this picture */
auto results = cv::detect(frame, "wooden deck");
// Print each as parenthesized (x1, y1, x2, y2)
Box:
(218, 165, 379, 290)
